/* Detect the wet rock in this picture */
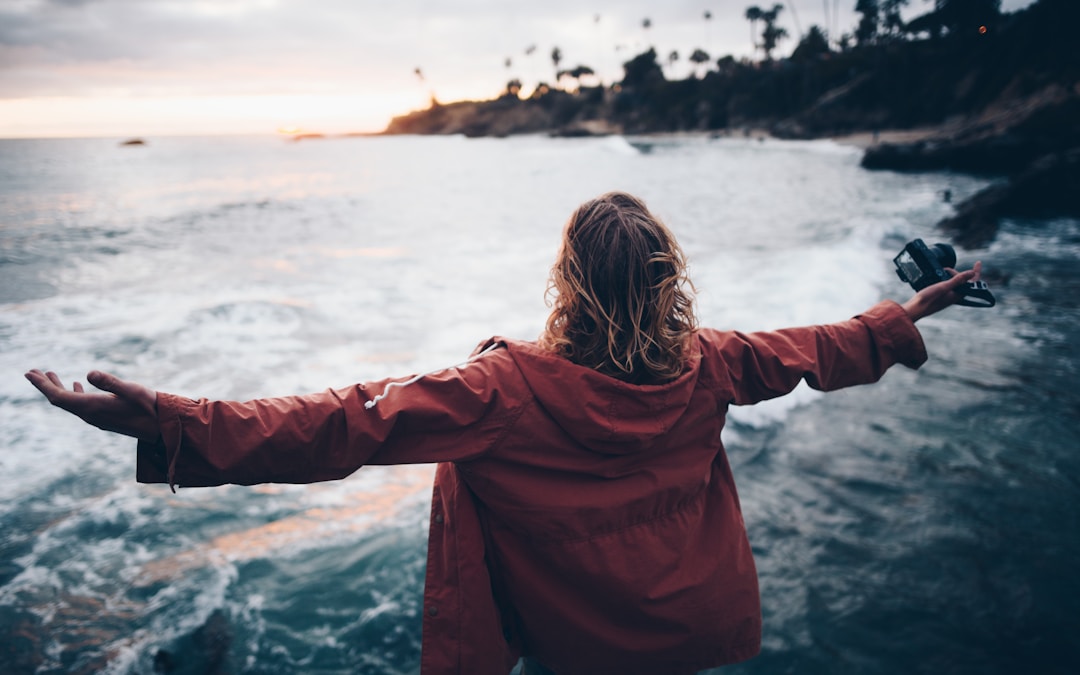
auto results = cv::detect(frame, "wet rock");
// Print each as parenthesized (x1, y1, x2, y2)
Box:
(550, 119, 620, 137)
(938, 149, 1080, 247)
(152, 609, 232, 674)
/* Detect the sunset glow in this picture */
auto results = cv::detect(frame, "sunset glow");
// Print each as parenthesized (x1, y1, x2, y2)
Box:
(0, 0, 1039, 139)
(0, 92, 428, 139)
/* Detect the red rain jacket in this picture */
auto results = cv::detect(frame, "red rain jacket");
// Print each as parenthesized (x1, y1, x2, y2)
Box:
(137, 300, 926, 674)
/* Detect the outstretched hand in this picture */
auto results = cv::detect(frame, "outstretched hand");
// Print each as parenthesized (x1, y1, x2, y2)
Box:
(901, 261, 983, 322)
(24, 370, 160, 441)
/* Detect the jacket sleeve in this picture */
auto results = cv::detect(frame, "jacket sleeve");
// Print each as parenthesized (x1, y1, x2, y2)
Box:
(136, 346, 527, 489)
(707, 300, 927, 406)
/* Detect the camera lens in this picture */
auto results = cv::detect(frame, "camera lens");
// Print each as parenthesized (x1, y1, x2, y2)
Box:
(931, 243, 956, 269)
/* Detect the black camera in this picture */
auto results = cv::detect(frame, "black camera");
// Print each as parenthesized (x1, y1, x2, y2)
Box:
(893, 239, 955, 291)
(894, 238, 995, 308)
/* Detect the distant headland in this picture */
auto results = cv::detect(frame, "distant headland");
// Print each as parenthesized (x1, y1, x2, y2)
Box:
(380, 0, 1078, 246)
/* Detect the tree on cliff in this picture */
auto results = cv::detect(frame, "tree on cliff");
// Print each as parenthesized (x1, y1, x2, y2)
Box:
(558, 65, 596, 91)
(855, 0, 880, 45)
(791, 25, 831, 61)
(745, 6, 764, 54)
(689, 49, 711, 78)
(621, 48, 664, 88)
(667, 50, 680, 77)
(760, 5, 789, 60)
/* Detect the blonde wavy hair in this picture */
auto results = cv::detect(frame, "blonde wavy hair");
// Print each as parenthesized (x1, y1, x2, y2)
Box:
(539, 192, 698, 383)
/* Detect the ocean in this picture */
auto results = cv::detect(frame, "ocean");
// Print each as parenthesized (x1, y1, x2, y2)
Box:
(1, 133, 1077, 674)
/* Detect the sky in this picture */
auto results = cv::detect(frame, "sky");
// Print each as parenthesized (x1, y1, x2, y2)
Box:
(0, 0, 1038, 138)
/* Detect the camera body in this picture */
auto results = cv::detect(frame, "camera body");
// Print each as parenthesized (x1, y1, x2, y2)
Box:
(893, 238, 995, 308)
(893, 238, 956, 291)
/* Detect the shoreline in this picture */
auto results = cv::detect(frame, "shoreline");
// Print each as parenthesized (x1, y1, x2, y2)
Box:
(827, 126, 949, 150)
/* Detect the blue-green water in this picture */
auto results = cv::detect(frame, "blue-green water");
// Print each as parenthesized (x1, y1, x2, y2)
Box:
(1, 134, 1078, 673)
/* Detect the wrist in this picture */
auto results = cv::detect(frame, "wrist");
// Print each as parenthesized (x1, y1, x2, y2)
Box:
(901, 297, 923, 323)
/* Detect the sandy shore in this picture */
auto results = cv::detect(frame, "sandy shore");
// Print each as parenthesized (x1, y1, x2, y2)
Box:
(625, 126, 949, 148)
(829, 126, 948, 149)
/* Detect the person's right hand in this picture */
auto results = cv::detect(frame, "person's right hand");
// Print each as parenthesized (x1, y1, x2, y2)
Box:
(24, 370, 160, 441)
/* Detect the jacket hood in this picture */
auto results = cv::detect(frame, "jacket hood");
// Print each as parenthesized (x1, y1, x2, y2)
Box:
(493, 337, 703, 456)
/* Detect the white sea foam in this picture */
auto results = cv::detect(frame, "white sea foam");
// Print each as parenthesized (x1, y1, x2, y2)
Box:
(599, 135, 641, 155)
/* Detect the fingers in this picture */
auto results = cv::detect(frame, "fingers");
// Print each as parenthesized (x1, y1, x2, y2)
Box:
(944, 262, 981, 284)
(25, 369, 62, 400)
(26, 370, 92, 402)
(25, 369, 77, 409)
(87, 370, 156, 414)
(26, 368, 146, 404)
(24, 369, 50, 395)
(87, 371, 131, 399)
(942, 267, 975, 292)
(86, 370, 115, 392)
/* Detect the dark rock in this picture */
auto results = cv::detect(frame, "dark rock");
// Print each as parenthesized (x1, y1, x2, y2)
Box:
(194, 609, 232, 674)
(152, 609, 233, 675)
(937, 149, 1080, 247)
(550, 120, 619, 137)
(153, 648, 175, 673)
(862, 88, 1080, 175)
(0, 608, 44, 673)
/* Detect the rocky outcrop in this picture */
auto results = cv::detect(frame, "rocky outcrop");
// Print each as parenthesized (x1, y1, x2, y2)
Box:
(860, 85, 1080, 175)
(384, 97, 549, 137)
(937, 149, 1080, 247)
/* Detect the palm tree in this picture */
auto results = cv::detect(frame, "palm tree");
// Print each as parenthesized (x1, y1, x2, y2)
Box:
(855, 0, 880, 45)
(745, 6, 764, 54)
(689, 48, 711, 78)
(562, 65, 596, 91)
(760, 4, 789, 60)
(551, 46, 563, 85)
(592, 14, 604, 86)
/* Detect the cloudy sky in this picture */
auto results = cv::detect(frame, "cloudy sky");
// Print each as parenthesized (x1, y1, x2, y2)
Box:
(0, 0, 1036, 138)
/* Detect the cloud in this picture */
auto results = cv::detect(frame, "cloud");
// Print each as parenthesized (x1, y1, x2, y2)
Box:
(0, 0, 1041, 128)
(0, 1, 787, 99)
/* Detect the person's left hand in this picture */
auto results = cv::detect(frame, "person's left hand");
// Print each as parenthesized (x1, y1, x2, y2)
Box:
(901, 261, 982, 322)
(24, 370, 160, 441)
